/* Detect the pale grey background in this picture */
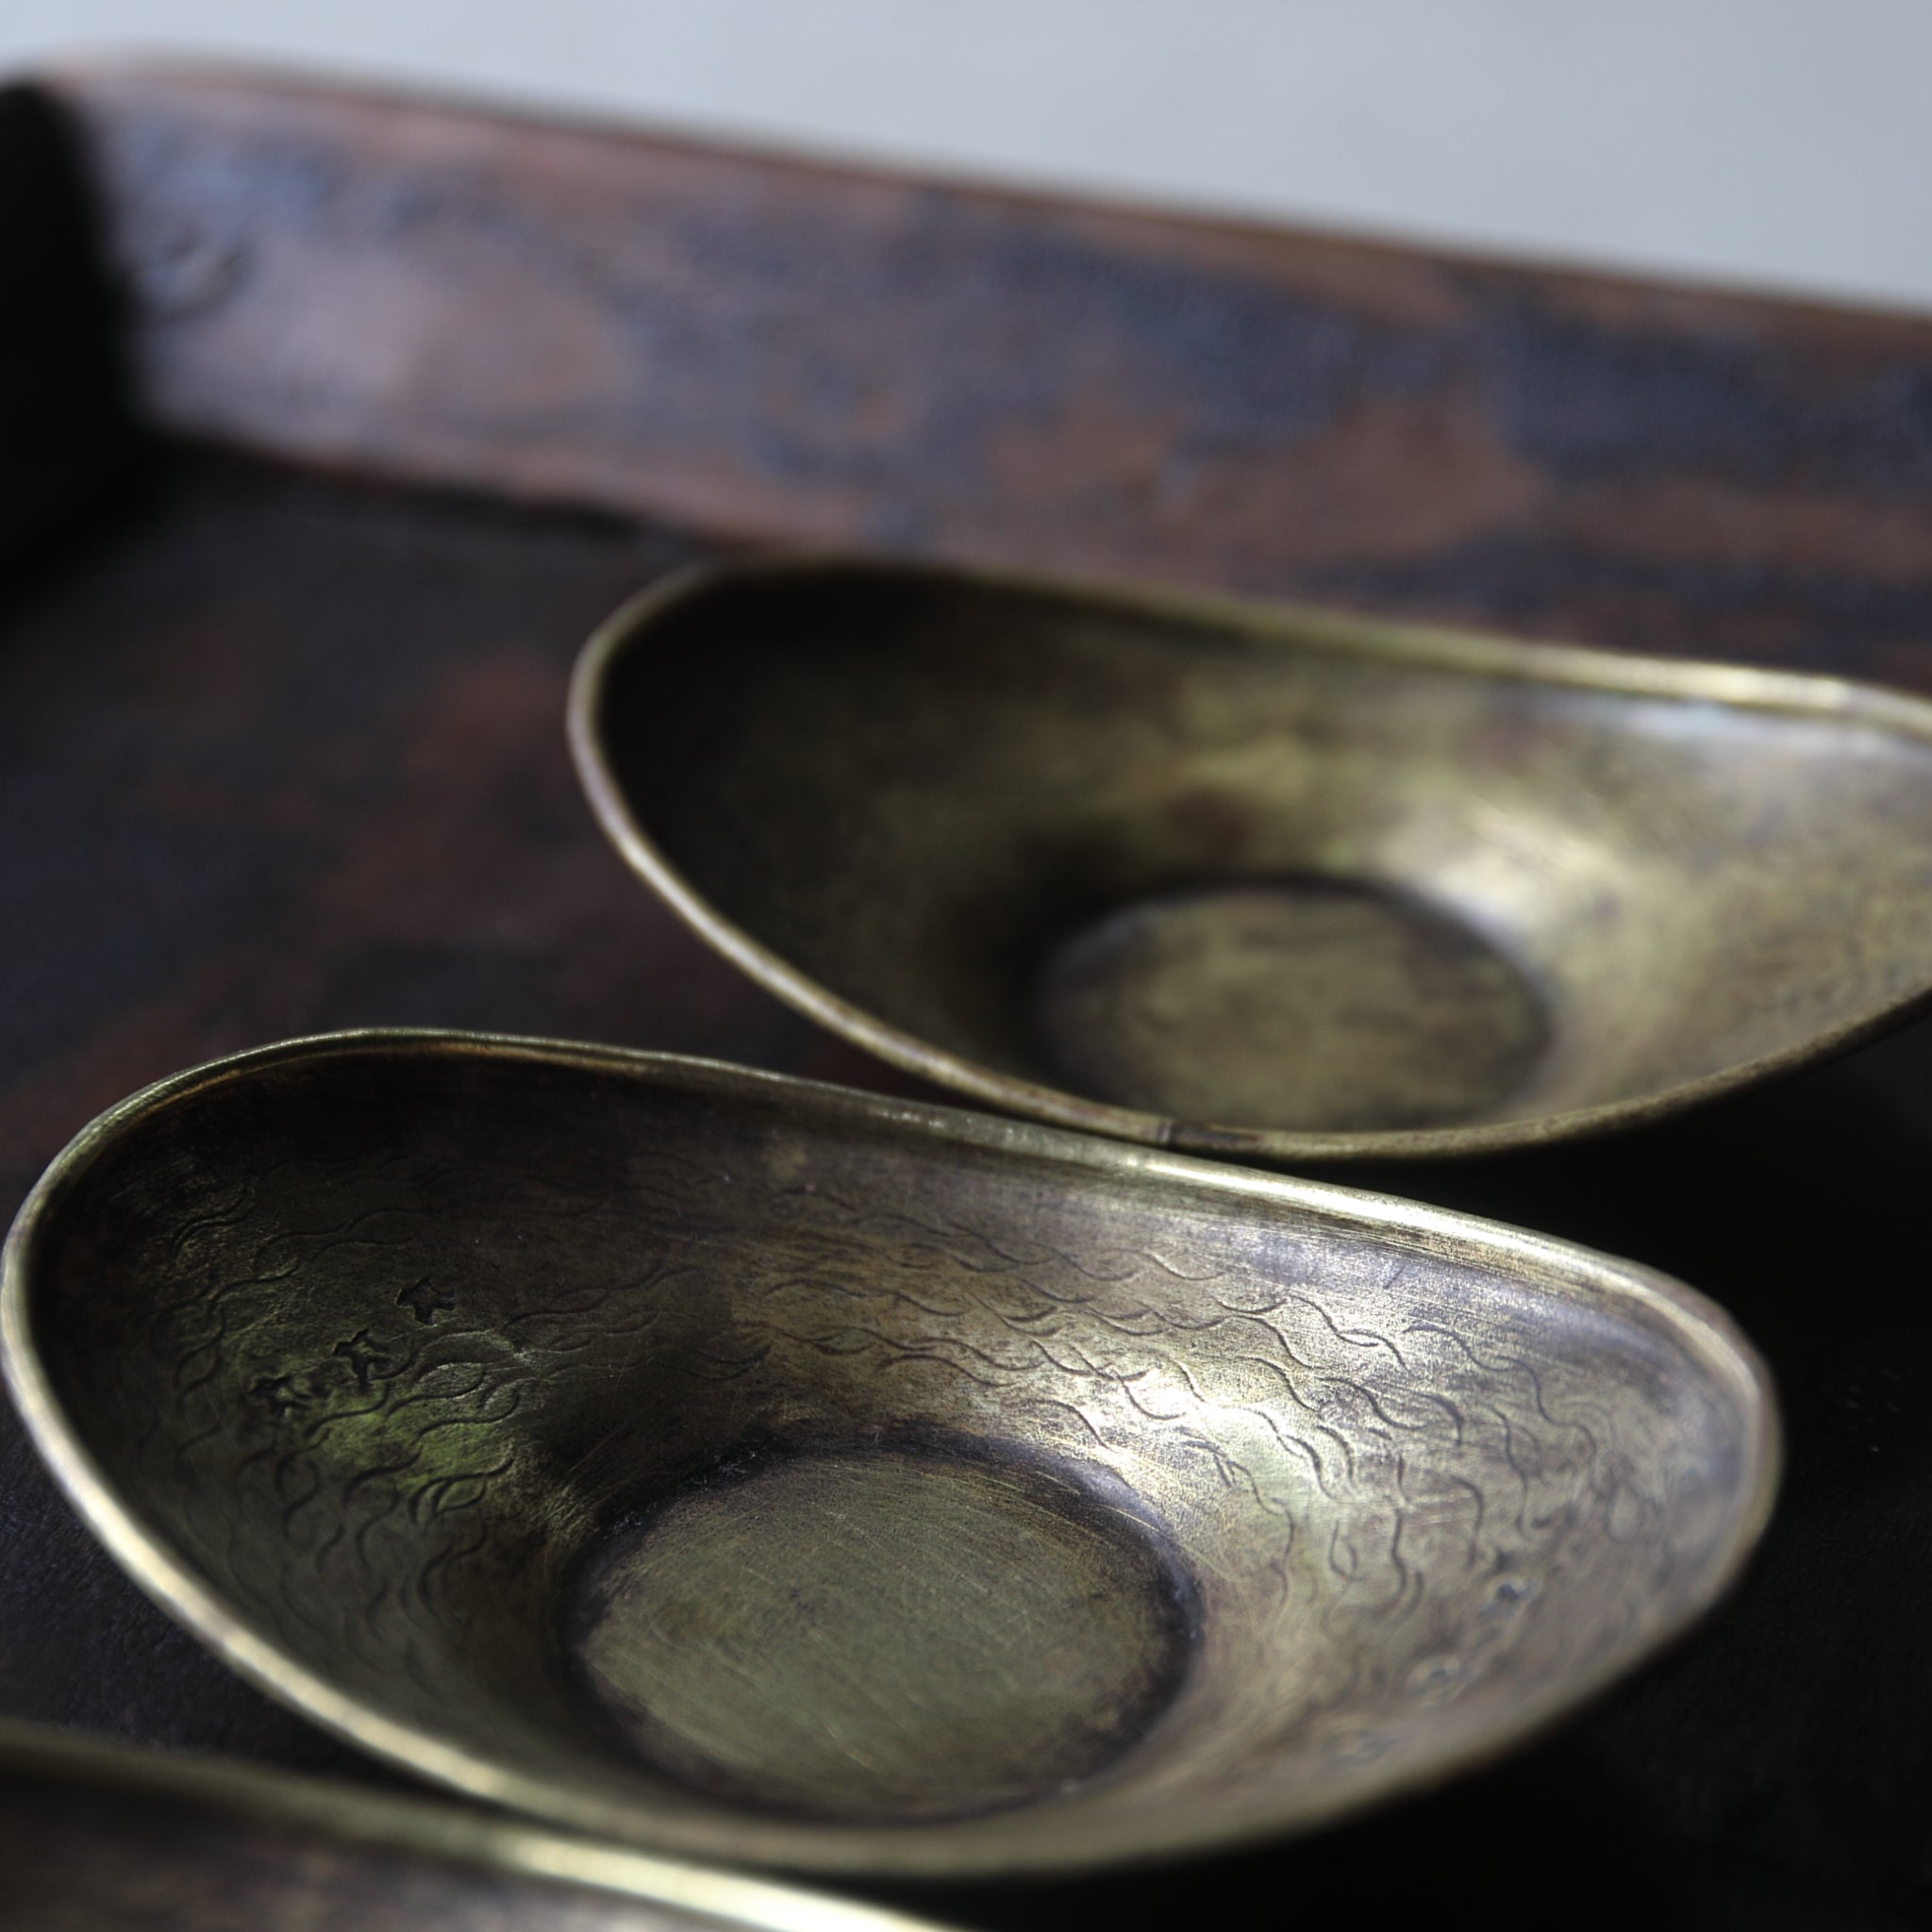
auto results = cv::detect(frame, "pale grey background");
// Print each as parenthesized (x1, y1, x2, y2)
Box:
(2, 1, 1926, 313)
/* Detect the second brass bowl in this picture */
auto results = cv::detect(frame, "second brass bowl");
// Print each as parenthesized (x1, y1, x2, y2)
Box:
(572, 557, 1932, 1160)
(5, 1033, 1773, 1874)
(0, 1720, 943, 1932)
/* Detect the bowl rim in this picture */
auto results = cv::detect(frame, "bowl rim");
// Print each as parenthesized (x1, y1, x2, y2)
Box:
(0, 1716, 946, 1931)
(568, 550, 1932, 1162)
(1, 1028, 1782, 1875)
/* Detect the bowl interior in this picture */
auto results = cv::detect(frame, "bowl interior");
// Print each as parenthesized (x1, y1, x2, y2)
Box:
(8, 1039, 1774, 1873)
(581, 565, 1932, 1152)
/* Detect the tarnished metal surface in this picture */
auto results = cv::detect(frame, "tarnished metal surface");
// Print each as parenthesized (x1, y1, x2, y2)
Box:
(4, 1032, 1774, 1875)
(573, 557, 1932, 1161)
(0, 1720, 947, 1931)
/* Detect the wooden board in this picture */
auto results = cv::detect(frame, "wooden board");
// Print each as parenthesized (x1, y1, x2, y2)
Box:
(2, 66, 1928, 1930)
(56, 62, 1932, 687)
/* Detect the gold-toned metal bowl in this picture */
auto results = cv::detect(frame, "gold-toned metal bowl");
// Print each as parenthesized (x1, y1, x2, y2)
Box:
(571, 557, 1932, 1161)
(0, 1719, 946, 1930)
(4, 1032, 1775, 1875)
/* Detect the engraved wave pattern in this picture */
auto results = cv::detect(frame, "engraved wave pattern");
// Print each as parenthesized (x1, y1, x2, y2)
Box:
(67, 1089, 1732, 1791)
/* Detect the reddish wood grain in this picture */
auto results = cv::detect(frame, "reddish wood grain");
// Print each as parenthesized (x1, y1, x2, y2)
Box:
(48, 63, 1932, 686)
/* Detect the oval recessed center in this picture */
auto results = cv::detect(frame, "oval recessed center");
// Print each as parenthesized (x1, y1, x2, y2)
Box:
(570, 1448, 1191, 1822)
(1030, 877, 1550, 1132)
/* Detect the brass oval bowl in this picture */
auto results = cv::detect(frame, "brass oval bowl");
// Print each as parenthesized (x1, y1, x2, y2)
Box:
(571, 557, 1932, 1160)
(0, 1720, 945, 1931)
(3, 1032, 1776, 1875)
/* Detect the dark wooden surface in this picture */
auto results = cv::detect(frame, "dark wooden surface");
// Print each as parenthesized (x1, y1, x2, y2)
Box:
(52, 62, 1932, 687)
(2, 67, 1929, 1931)
(0, 81, 138, 583)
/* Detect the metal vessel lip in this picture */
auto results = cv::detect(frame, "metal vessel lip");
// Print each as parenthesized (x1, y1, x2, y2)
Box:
(568, 552, 1932, 1163)
(2, 1028, 1779, 1875)
(0, 1717, 947, 1932)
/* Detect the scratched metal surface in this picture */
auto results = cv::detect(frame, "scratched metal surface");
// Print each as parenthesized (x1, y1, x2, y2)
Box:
(0, 71, 1928, 1930)
(6, 1038, 1769, 1874)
